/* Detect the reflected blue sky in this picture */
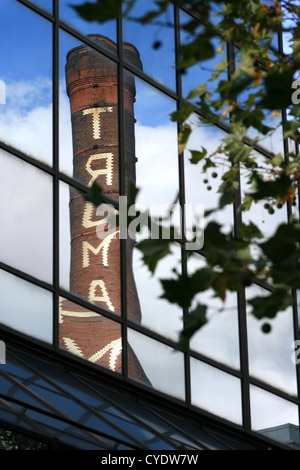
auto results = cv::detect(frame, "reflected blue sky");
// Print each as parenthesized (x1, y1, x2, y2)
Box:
(60, 0, 117, 42)
(0, 0, 52, 82)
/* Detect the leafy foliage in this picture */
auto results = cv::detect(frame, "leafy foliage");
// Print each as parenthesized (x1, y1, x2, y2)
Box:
(73, 0, 300, 347)
(0, 428, 48, 450)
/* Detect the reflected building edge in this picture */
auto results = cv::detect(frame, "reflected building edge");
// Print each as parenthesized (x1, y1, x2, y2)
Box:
(59, 35, 149, 384)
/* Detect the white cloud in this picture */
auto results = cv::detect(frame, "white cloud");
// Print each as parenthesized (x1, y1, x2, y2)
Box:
(0, 78, 53, 165)
(0, 147, 53, 283)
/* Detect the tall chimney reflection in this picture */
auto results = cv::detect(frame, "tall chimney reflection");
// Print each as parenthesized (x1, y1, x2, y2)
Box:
(59, 35, 149, 384)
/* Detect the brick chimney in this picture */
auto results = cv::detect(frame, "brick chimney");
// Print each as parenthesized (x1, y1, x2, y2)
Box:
(59, 35, 149, 384)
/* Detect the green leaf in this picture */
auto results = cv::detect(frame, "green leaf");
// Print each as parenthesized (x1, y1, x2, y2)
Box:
(136, 238, 171, 274)
(260, 223, 300, 263)
(189, 148, 207, 164)
(243, 108, 272, 135)
(258, 67, 295, 110)
(160, 275, 194, 310)
(178, 304, 207, 350)
(187, 83, 208, 100)
(137, 0, 168, 24)
(270, 153, 284, 167)
(218, 75, 254, 100)
(178, 123, 192, 152)
(250, 172, 292, 200)
(238, 221, 263, 240)
(211, 56, 228, 81)
(71, 0, 123, 22)
(160, 268, 214, 310)
(81, 182, 103, 206)
(178, 36, 215, 69)
(170, 105, 194, 123)
(239, 194, 253, 211)
(248, 289, 294, 320)
(218, 179, 239, 207)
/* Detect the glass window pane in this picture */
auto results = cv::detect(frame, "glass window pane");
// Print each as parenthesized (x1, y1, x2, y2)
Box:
(59, 181, 121, 316)
(128, 329, 186, 400)
(59, 31, 119, 186)
(0, 149, 53, 284)
(59, 30, 75, 178)
(188, 254, 240, 370)
(132, 77, 179, 204)
(0, 270, 53, 343)
(250, 385, 299, 448)
(247, 117, 284, 157)
(123, 0, 176, 91)
(184, 116, 234, 233)
(246, 284, 297, 396)
(190, 358, 243, 425)
(59, 0, 116, 44)
(180, 11, 227, 104)
(235, 49, 284, 156)
(59, 296, 122, 374)
(0, 0, 53, 165)
(240, 152, 288, 256)
(125, 76, 182, 340)
(129, 244, 183, 341)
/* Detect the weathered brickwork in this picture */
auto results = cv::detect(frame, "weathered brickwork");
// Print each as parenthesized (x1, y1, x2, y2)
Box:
(59, 35, 149, 384)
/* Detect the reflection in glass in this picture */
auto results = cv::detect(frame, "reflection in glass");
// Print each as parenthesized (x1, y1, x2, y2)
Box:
(59, 0, 117, 44)
(133, 77, 179, 202)
(246, 284, 297, 396)
(59, 34, 131, 316)
(240, 152, 288, 243)
(128, 328, 185, 399)
(188, 254, 240, 370)
(250, 385, 299, 436)
(180, 11, 227, 104)
(59, 31, 77, 178)
(130, 245, 183, 342)
(59, 32, 120, 182)
(59, 296, 122, 374)
(59, 35, 151, 384)
(184, 115, 234, 234)
(235, 54, 284, 156)
(247, 115, 284, 156)
(123, 0, 176, 91)
(59, 181, 121, 315)
(30, 0, 52, 13)
(0, 149, 53, 284)
(126, 76, 182, 339)
(0, 0, 53, 165)
(0, 270, 53, 343)
(190, 358, 242, 425)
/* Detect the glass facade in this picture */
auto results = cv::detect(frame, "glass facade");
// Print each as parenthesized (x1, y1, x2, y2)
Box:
(0, 0, 299, 450)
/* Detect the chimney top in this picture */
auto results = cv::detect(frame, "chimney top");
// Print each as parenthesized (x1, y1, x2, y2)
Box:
(66, 34, 143, 71)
